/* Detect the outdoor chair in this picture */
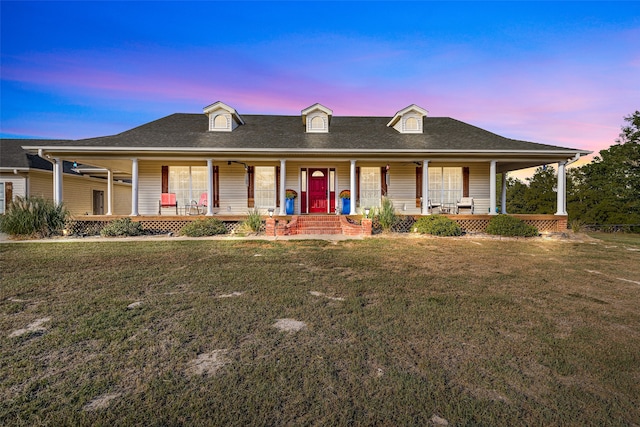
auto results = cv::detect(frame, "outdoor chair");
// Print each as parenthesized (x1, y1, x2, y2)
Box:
(427, 199, 441, 214)
(159, 193, 178, 214)
(198, 193, 208, 210)
(456, 197, 474, 214)
(188, 193, 208, 215)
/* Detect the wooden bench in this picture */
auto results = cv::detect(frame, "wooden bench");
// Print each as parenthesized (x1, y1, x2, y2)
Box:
(159, 193, 178, 214)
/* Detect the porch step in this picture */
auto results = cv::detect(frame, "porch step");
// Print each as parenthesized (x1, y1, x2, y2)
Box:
(295, 215, 342, 235)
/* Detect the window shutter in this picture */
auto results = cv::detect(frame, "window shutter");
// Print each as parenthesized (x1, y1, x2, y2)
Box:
(161, 166, 169, 193)
(416, 167, 422, 207)
(213, 165, 220, 207)
(381, 167, 388, 196)
(276, 166, 281, 208)
(247, 166, 255, 207)
(5, 182, 13, 206)
(356, 167, 360, 205)
(463, 167, 470, 197)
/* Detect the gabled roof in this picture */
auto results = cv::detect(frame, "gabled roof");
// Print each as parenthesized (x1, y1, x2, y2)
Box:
(202, 101, 245, 125)
(301, 103, 333, 125)
(387, 104, 429, 128)
(32, 114, 586, 155)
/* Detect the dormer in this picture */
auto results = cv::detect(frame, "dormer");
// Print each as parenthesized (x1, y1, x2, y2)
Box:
(203, 101, 245, 132)
(387, 104, 428, 134)
(301, 103, 332, 133)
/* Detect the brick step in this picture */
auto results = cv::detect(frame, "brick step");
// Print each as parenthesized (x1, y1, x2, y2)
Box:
(297, 227, 343, 235)
(294, 215, 343, 235)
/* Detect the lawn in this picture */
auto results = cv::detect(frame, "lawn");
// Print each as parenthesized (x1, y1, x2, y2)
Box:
(1, 235, 639, 426)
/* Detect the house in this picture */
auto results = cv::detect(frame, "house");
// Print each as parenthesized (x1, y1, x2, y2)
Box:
(0, 139, 131, 215)
(13, 102, 590, 234)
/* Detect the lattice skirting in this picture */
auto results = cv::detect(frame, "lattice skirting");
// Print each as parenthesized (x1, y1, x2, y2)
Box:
(67, 219, 254, 235)
(375, 215, 561, 234)
(67, 215, 561, 236)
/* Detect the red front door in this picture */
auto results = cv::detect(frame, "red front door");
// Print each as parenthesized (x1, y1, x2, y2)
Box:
(308, 168, 328, 213)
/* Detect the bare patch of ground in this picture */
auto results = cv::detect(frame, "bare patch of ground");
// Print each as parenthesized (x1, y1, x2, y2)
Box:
(431, 414, 449, 426)
(310, 291, 345, 301)
(273, 318, 307, 332)
(186, 349, 230, 376)
(83, 392, 122, 411)
(9, 317, 51, 337)
(217, 291, 244, 298)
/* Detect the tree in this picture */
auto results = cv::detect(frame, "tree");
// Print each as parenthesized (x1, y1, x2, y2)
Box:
(569, 111, 640, 225)
(524, 166, 557, 214)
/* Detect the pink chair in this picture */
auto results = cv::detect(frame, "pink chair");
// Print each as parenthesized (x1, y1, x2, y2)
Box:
(197, 193, 208, 213)
(159, 193, 178, 214)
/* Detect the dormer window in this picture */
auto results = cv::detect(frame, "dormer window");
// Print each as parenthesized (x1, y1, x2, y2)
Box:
(203, 101, 245, 132)
(301, 103, 332, 133)
(387, 104, 428, 134)
(404, 117, 419, 132)
(310, 116, 326, 131)
(213, 114, 229, 129)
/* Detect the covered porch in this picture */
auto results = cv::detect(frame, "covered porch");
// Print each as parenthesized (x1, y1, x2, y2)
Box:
(40, 154, 577, 220)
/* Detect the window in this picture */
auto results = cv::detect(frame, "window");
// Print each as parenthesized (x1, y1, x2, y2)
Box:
(255, 166, 276, 208)
(310, 116, 324, 130)
(405, 117, 419, 131)
(0, 182, 4, 214)
(360, 167, 381, 209)
(169, 166, 208, 207)
(428, 167, 462, 205)
(214, 115, 228, 129)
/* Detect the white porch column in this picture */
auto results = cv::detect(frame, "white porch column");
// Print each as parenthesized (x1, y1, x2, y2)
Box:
(555, 161, 567, 215)
(489, 160, 497, 215)
(53, 158, 63, 206)
(130, 158, 139, 216)
(106, 169, 113, 215)
(206, 159, 214, 216)
(501, 172, 507, 214)
(349, 160, 356, 215)
(421, 160, 430, 215)
(279, 159, 287, 215)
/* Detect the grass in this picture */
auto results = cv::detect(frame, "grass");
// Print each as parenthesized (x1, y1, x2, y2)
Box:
(1, 235, 639, 426)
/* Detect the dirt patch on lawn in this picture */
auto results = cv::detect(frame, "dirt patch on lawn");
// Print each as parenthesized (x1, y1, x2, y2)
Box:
(310, 291, 345, 301)
(9, 317, 51, 338)
(83, 392, 122, 411)
(186, 349, 230, 376)
(273, 318, 307, 332)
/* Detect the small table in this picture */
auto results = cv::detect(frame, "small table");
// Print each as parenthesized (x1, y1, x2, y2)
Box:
(440, 204, 453, 214)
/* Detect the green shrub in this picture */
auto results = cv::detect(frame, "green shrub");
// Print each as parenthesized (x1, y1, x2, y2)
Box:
(486, 215, 539, 237)
(100, 217, 145, 237)
(376, 197, 397, 231)
(0, 196, 69, 237)
(413, 215, 463, 236)
(569, 219, 584, 233)
(243, 208, 263, 233)
(180, 218, 227, 237)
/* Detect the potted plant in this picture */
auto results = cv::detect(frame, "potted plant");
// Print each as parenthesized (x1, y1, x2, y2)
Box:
(285, 189, 297, 215)
(339, 190, 350, 214)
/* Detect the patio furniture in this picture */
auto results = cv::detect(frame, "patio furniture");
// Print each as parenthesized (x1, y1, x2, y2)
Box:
(197, 192, 208, 212)
(159, 193, 178, 214)
(427, 199, 441, 214)
(456, 197, 474, 214)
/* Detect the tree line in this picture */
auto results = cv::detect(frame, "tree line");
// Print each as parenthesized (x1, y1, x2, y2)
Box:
(501, 111, 640, 227)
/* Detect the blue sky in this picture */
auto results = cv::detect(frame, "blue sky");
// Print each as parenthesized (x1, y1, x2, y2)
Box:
(1, 1, 639, 169)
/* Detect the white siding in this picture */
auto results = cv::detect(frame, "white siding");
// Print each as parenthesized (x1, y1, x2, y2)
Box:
(0, 175, 27, 198)
(134, 160, 494, 216)
(469, 163, 490, 214)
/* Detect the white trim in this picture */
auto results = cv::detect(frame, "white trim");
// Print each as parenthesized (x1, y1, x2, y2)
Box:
(489, 160, 497, 215)
(130, 158, 139, 216)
